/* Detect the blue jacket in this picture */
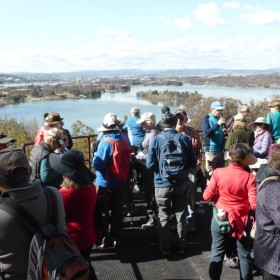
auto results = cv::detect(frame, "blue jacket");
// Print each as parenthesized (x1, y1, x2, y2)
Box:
(123, 116, 145, 148)
(146, 128, 196, 188)
(201, 113, 225, 152)
(92, 132, 131, 188)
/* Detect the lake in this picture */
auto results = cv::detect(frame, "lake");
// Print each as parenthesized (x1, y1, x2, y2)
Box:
(0, 84, 279, 132)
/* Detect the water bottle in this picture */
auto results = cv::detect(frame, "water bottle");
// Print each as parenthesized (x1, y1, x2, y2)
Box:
(217, 208, 227, 221)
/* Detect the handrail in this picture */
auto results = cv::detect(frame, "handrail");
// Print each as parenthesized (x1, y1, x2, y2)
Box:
(21, 134, 98, 168)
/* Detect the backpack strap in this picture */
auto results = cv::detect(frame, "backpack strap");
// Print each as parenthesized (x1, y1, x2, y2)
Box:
(158, 132, 182, 142)
(0, 187, 55, 234)
(44, 187, 58, 225)
(258, 175, 280, 192)
(0, 198, 37, 235)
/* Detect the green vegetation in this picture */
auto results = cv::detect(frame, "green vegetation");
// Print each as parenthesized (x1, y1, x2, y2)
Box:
(0, 117, 95, 148)
(136, 90, 280, 130)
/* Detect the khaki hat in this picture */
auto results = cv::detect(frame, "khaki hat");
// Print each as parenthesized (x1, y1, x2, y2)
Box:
(0, 133, 16, 144)
(136, 112, 156, 124)
(268, 100, 280, 107)
(228, 144, 257, 166)
(46, 112, 64, 125)
(0, 148, 30, 177)
(234, 113, 247, 123)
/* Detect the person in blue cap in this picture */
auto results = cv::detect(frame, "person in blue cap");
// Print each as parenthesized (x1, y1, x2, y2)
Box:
(201, 101, 226, 181)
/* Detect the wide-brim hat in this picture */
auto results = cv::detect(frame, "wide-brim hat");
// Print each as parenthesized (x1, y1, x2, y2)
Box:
(0, 133, 16, 144)
(46, 112, 64, 126)
(268, 100, 280, 107)
(250, 117, 270, 129)
(49, 150, 96, 186)
(227, 151, 257, 166)
(97, 113, 120, 132)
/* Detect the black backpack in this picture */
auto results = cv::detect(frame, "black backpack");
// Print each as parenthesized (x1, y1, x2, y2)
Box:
(0, 187, 89, 280)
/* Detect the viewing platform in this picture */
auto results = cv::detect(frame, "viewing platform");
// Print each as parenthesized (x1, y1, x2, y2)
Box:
(91, 191, 262, 280)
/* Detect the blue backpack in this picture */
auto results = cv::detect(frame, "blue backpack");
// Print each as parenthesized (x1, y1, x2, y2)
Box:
(158, 133, 188, 183)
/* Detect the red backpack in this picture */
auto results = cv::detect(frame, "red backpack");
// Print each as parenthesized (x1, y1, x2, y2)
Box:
(104, 136, 131, 182)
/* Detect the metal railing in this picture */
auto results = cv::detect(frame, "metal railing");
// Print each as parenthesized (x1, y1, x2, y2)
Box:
(21, 131, 206, 171)
(21, 134, 98, 168)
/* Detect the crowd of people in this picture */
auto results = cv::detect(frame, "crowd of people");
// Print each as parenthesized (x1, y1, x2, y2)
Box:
(0, 99, 280, 279)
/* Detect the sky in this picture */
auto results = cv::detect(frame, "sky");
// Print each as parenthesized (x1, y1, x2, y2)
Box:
(1, 0, 280, 73)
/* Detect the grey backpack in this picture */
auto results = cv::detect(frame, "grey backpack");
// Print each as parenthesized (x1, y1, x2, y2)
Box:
(0, 187, 89, 280)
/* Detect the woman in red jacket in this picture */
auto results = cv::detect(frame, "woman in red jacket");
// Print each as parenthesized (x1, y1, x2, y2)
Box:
(203, 143, 257, 280)
(49, 149, 97, 279)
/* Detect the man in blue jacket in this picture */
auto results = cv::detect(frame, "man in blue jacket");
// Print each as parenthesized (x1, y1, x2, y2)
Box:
(201, 101, 226, 181)
(146, 112, 196, 256)
(92, 113, 131, 248)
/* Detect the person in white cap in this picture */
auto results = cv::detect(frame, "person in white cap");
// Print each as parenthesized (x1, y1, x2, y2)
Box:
(135, 112, 160, 228)
(226, 104, 250, 134)
(92, 113, 131, 248)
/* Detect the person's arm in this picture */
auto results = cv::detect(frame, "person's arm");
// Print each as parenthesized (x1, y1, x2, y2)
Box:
(253, 132, 272, 158)
(182, 135, 197, 169)
(92, 140, 112, 171)
(146, 137, 158, 171)
(201, 115, 220, 138)
(40, 157, 61, 184)
(262, 183, 280, 229)
(203, 170, 219, 201)
(246, 175, 257, 211)
(266, 113, 272, 126)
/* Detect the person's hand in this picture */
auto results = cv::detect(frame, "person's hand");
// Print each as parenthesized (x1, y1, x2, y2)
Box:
(135, 151, 145, 160)
(217, 118, 226, 126)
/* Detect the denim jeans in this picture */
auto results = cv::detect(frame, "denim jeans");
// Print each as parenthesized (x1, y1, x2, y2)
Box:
(155, 181, 188, 251)
(209, 216, 253, 280)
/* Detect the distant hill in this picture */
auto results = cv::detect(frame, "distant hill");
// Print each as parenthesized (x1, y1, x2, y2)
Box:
(5, 68, 280, 79)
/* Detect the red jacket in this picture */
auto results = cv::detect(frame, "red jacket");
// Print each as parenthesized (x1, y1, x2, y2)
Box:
(59, 184, 97, 250)
(203, 163, 256, 239)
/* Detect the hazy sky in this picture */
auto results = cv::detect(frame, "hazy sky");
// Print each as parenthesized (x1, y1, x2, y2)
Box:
(1, 0, 280, 73)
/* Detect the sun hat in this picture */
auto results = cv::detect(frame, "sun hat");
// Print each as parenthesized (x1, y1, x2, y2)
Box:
(250, 117, 270, 129)
(160, 112, 178, 128)
(136, 112, 156, 125)
(0, 148, 30, 177)
(46, 112, 64, 126)
(48, 149, 96, 186)
(234, 113, 247, 123)
(268, 100, 280, 107)
(97, 113, 121, 132)
(175, 109, 187, 118)
(227, 144, 257, 166)
(211, 101, 224, 110)
(0, 133, 16, 145)
(239, 105, 249, 113)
